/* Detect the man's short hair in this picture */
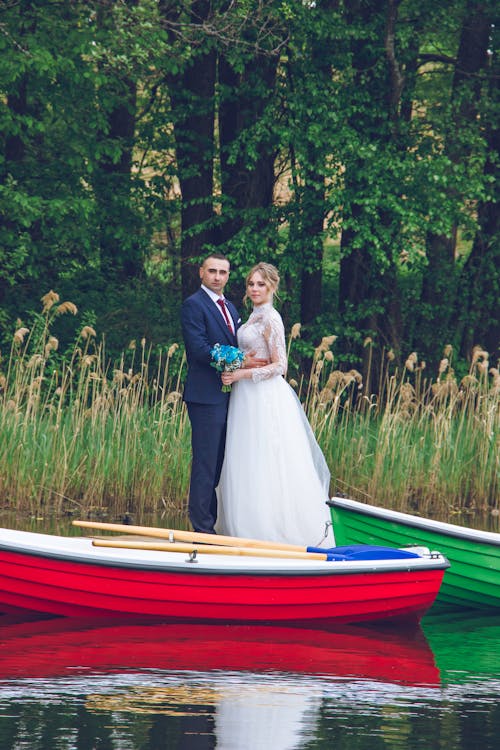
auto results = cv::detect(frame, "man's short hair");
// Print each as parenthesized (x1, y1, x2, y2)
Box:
(201, 252, 230, 266)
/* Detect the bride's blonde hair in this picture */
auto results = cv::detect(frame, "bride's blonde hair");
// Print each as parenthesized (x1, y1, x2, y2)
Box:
(243, 262, 280, 304)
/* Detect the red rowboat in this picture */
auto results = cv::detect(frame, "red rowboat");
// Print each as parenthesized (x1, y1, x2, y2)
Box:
(0, 527, 449, 624)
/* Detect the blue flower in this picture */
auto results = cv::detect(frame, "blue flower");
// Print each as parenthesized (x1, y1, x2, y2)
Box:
(210, 344, 245, 391)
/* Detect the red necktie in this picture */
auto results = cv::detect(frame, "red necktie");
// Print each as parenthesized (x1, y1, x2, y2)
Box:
(217, 298, 233, 332)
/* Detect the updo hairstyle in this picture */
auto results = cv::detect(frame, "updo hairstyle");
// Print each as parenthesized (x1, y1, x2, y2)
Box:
(243, 262, 280, 305)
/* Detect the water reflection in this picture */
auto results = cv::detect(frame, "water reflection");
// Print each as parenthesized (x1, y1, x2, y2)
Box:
(0, 614, 499, 749)
(0, 617, 439, 683)
(0, 617, 436, 750)
(1, 506, 499, 537)
(423, 609, 500, 683)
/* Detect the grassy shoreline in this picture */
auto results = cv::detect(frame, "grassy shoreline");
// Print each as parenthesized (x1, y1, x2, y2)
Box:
(1, 297, 498, 524)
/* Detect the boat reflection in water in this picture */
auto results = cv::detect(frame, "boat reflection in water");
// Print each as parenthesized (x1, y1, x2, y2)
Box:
(0, 616, 439, 683)
(422, 609, 500, 684)
(0, 614, 499, 749)
(0, 616, 439, 749)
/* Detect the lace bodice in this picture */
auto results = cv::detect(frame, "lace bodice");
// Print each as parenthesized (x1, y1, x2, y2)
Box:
(238, 303, 288, 382)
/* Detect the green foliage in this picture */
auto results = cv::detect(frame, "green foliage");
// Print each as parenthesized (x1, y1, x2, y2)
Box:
(0, 0, 497, 385)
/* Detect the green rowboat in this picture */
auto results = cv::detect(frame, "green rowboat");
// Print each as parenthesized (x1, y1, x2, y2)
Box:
(328, 496, 500, 610)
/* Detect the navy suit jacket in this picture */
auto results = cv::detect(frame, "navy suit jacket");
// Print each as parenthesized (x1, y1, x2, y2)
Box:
(181, 288, 241, 404)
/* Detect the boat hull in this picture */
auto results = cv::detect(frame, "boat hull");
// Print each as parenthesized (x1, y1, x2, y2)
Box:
(0, 528, 448, 624)
(328, 497, 500, 610)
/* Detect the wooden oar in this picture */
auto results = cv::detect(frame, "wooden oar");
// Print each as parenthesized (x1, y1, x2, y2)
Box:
(73, 519, 316, 553)
(92, 538, 330, 561)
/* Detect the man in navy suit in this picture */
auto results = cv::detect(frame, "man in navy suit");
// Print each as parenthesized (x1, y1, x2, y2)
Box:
(181, 253, 266, 534)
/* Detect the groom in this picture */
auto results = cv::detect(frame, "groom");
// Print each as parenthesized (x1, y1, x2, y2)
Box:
(181, 253, 265, 534)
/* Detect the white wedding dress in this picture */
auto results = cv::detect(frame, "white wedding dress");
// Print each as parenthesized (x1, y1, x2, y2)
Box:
(216, 303, 334, 547)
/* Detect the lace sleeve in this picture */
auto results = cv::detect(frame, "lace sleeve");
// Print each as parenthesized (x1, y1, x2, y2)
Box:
(251, 310, 288, 383)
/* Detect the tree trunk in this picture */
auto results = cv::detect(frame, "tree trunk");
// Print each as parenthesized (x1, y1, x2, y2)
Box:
(5, 84, 27, 165)
(419, 2, 491, 364)
(94, 79, 139, 279)
(170, 50, 217, 298)
(218, 53, 277, 245)
(338, 0, 403, 391)
(456, 34, 500, 363)
(300, 230, 324, 326)
(284, 0, 342, 328)
(93, 1, 140, 281)
(164, 0, 217, 298)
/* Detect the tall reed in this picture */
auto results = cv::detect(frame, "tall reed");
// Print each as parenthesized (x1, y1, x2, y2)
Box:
(304, 337, 499, 515)
(0, 295, 498, 521)
(0, 293, 189, 519)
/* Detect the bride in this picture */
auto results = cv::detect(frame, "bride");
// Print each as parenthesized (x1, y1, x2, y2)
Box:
(215, 262, 334, 547)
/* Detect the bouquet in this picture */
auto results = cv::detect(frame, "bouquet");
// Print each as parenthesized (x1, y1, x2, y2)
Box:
(210, 343, 245, 392)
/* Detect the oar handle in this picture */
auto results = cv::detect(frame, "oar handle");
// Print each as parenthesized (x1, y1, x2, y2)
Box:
(74, 519, 307, 552)
(92, 538, 329, 561)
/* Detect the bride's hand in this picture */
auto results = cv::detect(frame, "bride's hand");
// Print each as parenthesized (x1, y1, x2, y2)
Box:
(221, 369, 246, 385)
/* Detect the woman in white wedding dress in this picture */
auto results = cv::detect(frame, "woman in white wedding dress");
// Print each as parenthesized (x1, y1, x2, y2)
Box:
(215, 262, 334, 547)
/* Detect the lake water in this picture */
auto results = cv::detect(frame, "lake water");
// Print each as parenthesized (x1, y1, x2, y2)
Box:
(0, 514, 499, 749)
(0, 607, 499, 748)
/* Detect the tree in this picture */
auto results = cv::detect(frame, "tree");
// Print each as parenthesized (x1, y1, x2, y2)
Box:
(162, 0, 218, 297)
(217, 48, 278, 252)
(337, 0, 408, 387)
(0, 0, 97, 310)
(162, 1, 283, 298)
(455, 13, 500, 362)
(418, 0, 494, 364)
(283, 0, 342, 328)
(0, 0, 498, 374)
(92, 0, 143, 281)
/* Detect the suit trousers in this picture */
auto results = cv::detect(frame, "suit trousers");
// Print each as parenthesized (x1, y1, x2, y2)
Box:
(186, 400, 229, 534)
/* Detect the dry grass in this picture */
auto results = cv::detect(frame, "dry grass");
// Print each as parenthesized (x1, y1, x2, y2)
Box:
(0, 295, 498, 520)
(0, 293, 189, 518)
(303, 336, 499, 515)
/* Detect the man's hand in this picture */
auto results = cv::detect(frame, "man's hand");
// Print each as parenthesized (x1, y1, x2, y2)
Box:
(242, 350, 270, 369)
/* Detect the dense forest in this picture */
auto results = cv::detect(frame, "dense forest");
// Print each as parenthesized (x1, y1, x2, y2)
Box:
(1, 0, 498, 389)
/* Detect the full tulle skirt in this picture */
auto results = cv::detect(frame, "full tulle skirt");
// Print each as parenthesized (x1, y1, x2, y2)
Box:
(216, 376, 335, 547)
